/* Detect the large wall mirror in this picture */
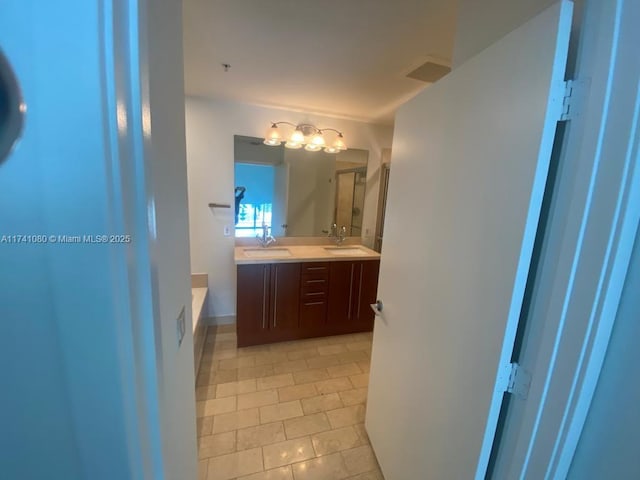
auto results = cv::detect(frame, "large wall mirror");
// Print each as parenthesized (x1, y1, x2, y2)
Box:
(234, 135, 368, 237)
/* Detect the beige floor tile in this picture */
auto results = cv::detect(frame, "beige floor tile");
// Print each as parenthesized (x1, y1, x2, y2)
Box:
(257, 373, 295, 391)
(317, 344, 348, 356)
(239, 364, 275, 380)
(209, 349, 239, 361)
(213, 408, 260, 434)
(199, 431, 236, 459)
(199, 459, 208, 480)
(345, 341, 372, 352)
(301, 393, 343, 415)
(349, 374, 369, 388)
(340, 445, 379, 476)
(238, 389, 279, 410)
(305, 355, 341, 369)
(211, 369, 239, 385)
(287, 348, 320, 361)
(206, 447, 263, 480)
(237, 422, 287, 451)
(237, 466, 294, 480)
(203, 396, 237, 416)
(238, 345, 273, 357)
(260, 400, 304, 424)
(196, 385, 217, 401)
(293, 368, 329, 384)
(218, 356, 256, 370)
(339, 388, 368, 407)
(327, 363, 362, 379)
(311, 426, 361, 456)
(314, 377, 353, 395)
(347, 470, 384, 480)
(326, 405, 366, 429)
(283, 412, 331, 439)
(356, 361, 370, 374)
(278, 383, 318, 402)
(291, 452, 350, 480)
(352, 424, 371, 445)
(254, 352, 290, 366)
(272, 360, 309, 374)
(262, 437, 315, 469)
(198, 416, 214, 437)
(336, 351, 369, 365)
(216, 379, 257, 398)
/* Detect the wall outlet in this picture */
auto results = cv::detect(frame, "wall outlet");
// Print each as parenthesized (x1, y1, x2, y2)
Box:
(176, 306, 186, 346)
(223, 225, 231, 237)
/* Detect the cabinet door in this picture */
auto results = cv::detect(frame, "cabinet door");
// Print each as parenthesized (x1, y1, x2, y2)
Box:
(269, 263, 301, 338)
(237, 264, 270, 347)
(327, 261, 357, 327)
(354, 260, 380, 324)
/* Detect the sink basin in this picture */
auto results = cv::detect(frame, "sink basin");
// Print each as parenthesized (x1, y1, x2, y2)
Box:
(244, 248, 292, 258)
(324, 247, 368, 256)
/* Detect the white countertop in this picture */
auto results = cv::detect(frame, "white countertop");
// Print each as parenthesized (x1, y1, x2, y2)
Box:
(234, 244, 381, 265)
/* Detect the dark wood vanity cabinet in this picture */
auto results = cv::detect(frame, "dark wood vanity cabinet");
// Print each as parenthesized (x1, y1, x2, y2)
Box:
(237, 259, 380, 347)
(327, 260, 380, 333)
(236, 263, 301, 347)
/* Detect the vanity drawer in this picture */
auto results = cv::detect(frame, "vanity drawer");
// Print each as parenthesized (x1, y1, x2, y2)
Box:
(301, 262, 330, 276)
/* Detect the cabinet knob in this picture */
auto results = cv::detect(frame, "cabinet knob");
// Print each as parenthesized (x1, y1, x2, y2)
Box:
(370, 300, 383, 316)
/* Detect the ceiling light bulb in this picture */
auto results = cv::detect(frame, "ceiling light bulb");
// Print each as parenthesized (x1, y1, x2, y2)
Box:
(285, 141, 302, 149)
(310, 132, 325, 147)
(263, 123, 281, 146)
(332, 133, 347, 151)
(290, 128, 305, 144)
(305, 143, 322, 152)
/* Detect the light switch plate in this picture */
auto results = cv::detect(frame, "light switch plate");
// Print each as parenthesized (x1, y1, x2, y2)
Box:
(176, 306, 186, 346)
(223, 225, 231, 237)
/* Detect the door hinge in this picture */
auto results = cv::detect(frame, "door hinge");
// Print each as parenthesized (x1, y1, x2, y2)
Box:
(559, 78, 590, 121)
(498, 362, 532, 399)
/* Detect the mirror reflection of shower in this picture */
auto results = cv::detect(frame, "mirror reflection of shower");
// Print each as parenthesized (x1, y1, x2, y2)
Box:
(334, 167, 366, 236)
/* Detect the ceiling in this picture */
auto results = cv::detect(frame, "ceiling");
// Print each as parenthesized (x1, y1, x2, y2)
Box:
(183, 0, 458, 125)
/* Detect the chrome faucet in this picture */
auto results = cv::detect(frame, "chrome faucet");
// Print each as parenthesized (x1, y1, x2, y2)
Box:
(328, 223, 347, 245)
(257, 223, 276, 248)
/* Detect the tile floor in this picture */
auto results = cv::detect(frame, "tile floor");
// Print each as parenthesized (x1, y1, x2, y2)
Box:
(196, 325, 384, 480)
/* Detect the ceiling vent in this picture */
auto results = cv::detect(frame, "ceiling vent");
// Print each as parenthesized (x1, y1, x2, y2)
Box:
(406, 60, 451, 83)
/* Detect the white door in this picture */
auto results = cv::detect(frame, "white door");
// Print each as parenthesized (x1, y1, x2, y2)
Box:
(365, 2, 572, 479)
(271, 163, 289, 236)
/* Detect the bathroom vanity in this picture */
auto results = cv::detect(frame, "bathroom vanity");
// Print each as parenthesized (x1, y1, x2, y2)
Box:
(235, 245, 380, 347)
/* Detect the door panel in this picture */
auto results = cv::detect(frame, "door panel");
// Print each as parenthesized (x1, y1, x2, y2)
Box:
(270, 263, 300, 334)
(365, 2, 572, 479)
(237, 264, 269, 347)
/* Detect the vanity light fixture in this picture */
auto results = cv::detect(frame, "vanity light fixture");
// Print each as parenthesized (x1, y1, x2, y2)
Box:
(263, 122, 347, 153)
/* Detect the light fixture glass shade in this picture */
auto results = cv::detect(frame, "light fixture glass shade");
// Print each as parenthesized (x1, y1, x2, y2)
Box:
(310, 132, 325, 147)
(263, 124, 281, 146)
(305, 143, 322, 152)
(332, 134, 347, 151)
(285, 141, 302, 149)
(323, 146, 339, 154)
(290, 128, 305, 144)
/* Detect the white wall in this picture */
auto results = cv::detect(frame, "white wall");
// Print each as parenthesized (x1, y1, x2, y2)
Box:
(452, 0, 558, 67)
(185, 96, 393, 318)
(568, 227, 640, 478)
